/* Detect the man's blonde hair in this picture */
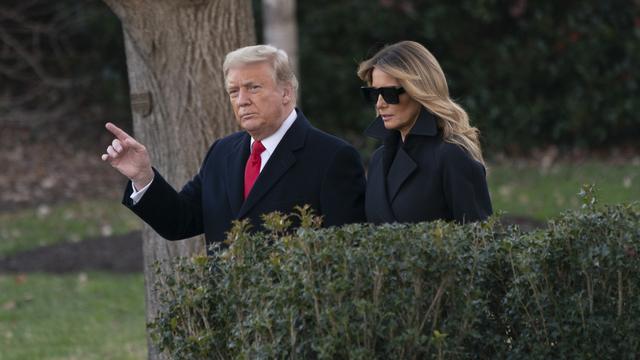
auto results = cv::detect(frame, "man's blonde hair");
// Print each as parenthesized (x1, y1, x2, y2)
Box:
(224, 44, 298, 102)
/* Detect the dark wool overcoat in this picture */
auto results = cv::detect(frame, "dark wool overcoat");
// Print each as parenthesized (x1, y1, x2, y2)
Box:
(364, 107, 492, 224)
(123, 109, 366, 249)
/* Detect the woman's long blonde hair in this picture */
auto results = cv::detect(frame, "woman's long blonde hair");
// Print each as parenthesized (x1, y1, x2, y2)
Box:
(358, 41, 485, 166)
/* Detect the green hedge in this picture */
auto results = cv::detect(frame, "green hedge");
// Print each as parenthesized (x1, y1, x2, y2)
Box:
(150, 190, 640, 359)
(293, 0, 640, 154)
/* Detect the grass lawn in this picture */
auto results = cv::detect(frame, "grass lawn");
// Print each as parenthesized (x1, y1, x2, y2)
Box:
(0, 200, 142, 257)
(488, 160, 640, 220)
(0, 201, 146, 359)
(0, 272, 146, 360)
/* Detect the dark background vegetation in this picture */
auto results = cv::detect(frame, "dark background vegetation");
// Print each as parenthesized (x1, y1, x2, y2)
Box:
(0, 0, 129, 141)
(2, 0, 638, 157)
(295, 0, 640, 155)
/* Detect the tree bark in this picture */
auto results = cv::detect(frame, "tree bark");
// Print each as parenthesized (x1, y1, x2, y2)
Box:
(262, 0, 298, 77)
(100, 1, 255, 358)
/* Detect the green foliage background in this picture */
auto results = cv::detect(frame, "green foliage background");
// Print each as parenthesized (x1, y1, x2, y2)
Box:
(8, 0, 638, 154)
(294, 0, 640, 154)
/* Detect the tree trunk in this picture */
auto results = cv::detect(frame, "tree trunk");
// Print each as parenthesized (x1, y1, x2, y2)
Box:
(100, 1, 255, 358)
(262, 0, 298, 77)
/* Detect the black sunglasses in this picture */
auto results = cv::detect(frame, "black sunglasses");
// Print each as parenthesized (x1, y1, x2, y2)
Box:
(360, 86, 406, 104)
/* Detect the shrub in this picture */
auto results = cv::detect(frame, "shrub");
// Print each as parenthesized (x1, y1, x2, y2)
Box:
(150, 198, 640, 359)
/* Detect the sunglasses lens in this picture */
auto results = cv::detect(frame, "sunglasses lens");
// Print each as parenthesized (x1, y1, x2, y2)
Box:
(381, 88, 400, 104)
(361, 87, 378, 103)
(361, 87, 404, 104)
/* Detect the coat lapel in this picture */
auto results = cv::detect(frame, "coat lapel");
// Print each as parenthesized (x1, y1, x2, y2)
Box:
(364, 107, 439, 211)
(226, 133, 251, 216)
(365, 153, 398, 223)
(237, 111, 309, 219)
(386, 147, 417, 203)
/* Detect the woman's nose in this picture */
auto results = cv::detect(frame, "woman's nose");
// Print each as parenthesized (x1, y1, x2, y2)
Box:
(375, 94, 387, 109)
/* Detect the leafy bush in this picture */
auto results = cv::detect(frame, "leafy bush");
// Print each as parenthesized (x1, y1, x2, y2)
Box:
(150, 195, 640, 359)
(491, 187, 640, 357)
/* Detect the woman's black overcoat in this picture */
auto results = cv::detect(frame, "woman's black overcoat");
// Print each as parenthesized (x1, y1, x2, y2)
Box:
(364, 107, 493, 224)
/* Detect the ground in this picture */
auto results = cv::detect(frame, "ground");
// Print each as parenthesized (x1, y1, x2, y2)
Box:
(0, 122, 142, 273)
(0, 123, 125, 212)
(0, 231, 143, 273)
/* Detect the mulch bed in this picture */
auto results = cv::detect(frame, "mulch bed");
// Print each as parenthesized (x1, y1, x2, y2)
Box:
(0, 231, 143, 273)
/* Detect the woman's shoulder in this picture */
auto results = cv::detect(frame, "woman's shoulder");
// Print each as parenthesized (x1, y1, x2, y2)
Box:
(437, 141, 485, 170)
(438, 141, 468, 158)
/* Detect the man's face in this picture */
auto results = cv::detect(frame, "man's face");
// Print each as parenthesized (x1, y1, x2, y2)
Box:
(226, 62, 292, 140)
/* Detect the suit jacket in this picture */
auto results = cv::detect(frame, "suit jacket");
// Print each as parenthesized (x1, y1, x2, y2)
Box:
(364, 107, 492, 224)
(123, 109, 366, 247)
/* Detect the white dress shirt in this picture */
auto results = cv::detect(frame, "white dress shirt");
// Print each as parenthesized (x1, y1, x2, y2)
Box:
(130, 108, 297, 204)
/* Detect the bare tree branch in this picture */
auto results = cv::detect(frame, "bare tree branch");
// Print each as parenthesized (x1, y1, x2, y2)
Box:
(0, 1, 104, 128)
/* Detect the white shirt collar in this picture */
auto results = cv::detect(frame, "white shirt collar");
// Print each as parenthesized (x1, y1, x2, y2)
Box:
(250, 108, 297, 155)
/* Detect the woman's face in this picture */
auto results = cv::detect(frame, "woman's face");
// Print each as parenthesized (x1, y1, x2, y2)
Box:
(371, 68, 421, 139)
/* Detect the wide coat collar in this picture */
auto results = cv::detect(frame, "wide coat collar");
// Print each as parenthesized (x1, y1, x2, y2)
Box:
(226, 108, 309, 218)
(364, 107, 439, 221)
(364, 106, 438, 141)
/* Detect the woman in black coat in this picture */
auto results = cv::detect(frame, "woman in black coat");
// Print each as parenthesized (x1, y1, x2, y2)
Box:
(358, 41, 492, 224)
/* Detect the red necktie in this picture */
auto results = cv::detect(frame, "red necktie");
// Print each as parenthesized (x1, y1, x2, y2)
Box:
(244, 140, 266, 199)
